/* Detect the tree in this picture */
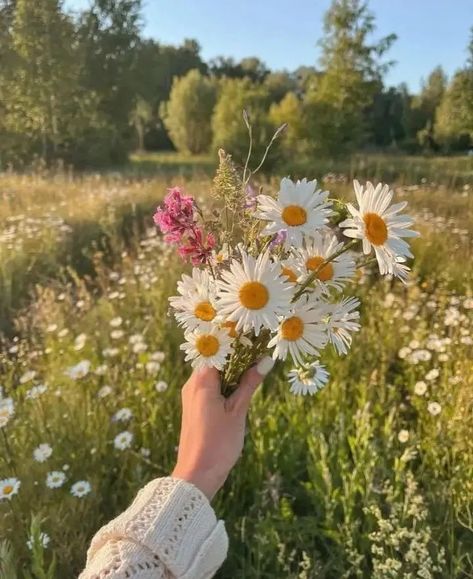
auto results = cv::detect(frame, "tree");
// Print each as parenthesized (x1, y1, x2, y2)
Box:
(305, 0, 396, 155)
(269, 92, 306, 154)
(211, 77, 273, 164)
(160, 69, 217, 154)
(130, 97, 153, 151)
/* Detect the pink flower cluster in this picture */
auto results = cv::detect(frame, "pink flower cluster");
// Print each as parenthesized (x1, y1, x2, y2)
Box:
(153, 187, 215, 265)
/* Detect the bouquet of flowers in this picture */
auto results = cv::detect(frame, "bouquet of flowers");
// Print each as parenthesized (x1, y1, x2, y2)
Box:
(154, 129, 418, 396)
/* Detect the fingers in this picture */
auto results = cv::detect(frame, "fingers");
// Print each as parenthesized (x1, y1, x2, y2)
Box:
(228, 357, 275, 414)
(184, 367, 221, 395)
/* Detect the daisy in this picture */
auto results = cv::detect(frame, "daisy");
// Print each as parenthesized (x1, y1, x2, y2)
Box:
(340, 180, 419, 278)
(256, 178, 332, 249)
(46, 471, 66, 489)
(279, 257, 301, 285)
(25, 384, 47, 400)
(326, 297, 360, 355)
(64, 360, 91, 380)
(70, 480, 91, 498)
(427, 401, 442, 416)
(112, 408, 133, 422)
(217, 250, 293, 336)
(114, 430, 133, 450)
(398, 429, 410, 443)
(97, 385, 112, 398)
(33, 443, 53, 463)
(294, 233, 356, 293)
(0, 398, 14, 428)
(288, 362, 329, 396)
(169, 268, 217, 330)
(180, 323, 233, 371)
(155, 380, 168, 393)
(268, 301, 328, 365)
(0, 477, 21, 500)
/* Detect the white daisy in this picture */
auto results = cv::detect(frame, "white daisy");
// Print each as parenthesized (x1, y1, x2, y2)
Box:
(279, 257, 301, 285)
(25, 384, 47, 400)
(267, 301, 328, 365)
(97, 385, 113, 398)
(216, 250, 293, 336)
(150, 351, 166, 362)
(27, 532, 50, 550)
(340, 180, 419, 278)
(0, 477, 21, 500)
(19, 370, 36, 384)
(0, 398, 14, 428)
(70, 480, 91, 498)
(46, 471, 66, 489)
(64, 360, 91, 380)
(114, 430, 133, 450)
(294, 232, 356, 293)
(427, 401, 442, 416)
(112, 408, 133, 422)
(288, 362, 330, 396)
(169, 268, 217, 330)
(155, 380, 168, 393)
(33, 443, 53, 463)
(398, 429, 410, 443)
(256, 178, 333, 248)
(326, 297, 361, 355)
(180, 323, 233, 371)
(414, 381, 427, 396)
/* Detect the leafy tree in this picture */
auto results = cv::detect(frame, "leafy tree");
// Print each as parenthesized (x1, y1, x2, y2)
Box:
(160, 69, 217, 154)
(264, 71, 297, 102)
(211, 77, 273, 164)
(269, 92, 306, 154)
(305, 0, 396, 155)
(210, 56, 268, 82)
(130, 97, 153, 151)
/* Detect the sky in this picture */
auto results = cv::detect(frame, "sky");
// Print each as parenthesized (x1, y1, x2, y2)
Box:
(66, 0, 473, 92)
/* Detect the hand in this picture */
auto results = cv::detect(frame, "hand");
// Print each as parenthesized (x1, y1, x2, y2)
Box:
(172, 357, 275, 500)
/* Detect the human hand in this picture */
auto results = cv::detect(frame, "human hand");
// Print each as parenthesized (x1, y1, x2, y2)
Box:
(172, 357, 275, 500)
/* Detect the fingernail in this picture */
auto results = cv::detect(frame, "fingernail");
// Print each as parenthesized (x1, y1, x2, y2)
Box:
(256, 356, 275, 376)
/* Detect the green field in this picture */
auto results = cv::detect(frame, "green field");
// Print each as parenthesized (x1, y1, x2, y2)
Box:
(0, 154, 472, 577)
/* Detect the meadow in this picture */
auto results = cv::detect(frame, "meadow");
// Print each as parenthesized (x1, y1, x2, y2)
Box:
(0, 153, 472, 578)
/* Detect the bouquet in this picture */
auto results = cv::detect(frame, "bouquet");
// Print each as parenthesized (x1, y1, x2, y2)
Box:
(153, 132, 418, 396)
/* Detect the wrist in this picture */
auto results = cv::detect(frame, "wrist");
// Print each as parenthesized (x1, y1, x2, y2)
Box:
(172, 466, 222, 501)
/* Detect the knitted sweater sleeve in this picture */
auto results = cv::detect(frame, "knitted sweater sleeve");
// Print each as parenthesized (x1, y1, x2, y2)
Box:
(79, 477, 229, 579)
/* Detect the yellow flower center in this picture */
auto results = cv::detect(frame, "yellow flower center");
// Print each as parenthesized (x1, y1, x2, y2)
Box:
(363, 212, 388, 245)
(195, 335, 220, 357)
(281, 316, 304, 341)
(239, 282, 269, 310)
(222, 321, 238, 338)
(281, 267, 298, 283)
(305, 256, 334, 281)
(3, 485, 13, 495)
(281, 205, 307, 226)
(194, 301, 216, 321)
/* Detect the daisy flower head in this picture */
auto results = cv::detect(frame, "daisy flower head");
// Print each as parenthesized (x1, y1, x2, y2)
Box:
(256, 177, 333, 249)
(0, 477, 21, 500)
(169, 268, 217, 330)
(114, 430, 133, 450)
(340, 180, 419, 279)
(288, 362, 330, 396)
(112, 408, 133, 422)
(0, 397, 14, 428)
(279, 257, 301, 285)
(180, 323, 233, 371)
(33, 443, 53, 463)
(46, 471, 66, 489)
(70, 480, 91, 498)
(326, 297, 361, 355)
(268, 301, 328, 365)
(217, 250, 293, 336)
(295, 232, 356, 294)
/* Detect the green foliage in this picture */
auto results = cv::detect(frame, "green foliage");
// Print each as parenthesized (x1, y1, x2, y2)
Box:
(160, 69, 217, 154)
(435, 69, 473, 150)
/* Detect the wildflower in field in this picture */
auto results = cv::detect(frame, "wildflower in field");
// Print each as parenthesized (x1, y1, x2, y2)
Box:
(427, 401, 442, 416)
(114, 430, 133, 450)
(70, 481, 91, 498)
(256, 178, 332, 249)
(19, 370, 36, 384)
(408, 349, 432, 363)
(146, 361, 161, 374)
(294, 233, 356, 293)
(46, 471, 66, 489)
(325, 297, 360, 355)
(150, 351, 165, 362)
(58, 328, 69, 338)
(46, 324, 57, 333)
(169, 268, 217, 330)
(102, 347, 120, 358)
(398, 346, 411, 359)
(110, 317, 123, 327)
(425, 368, 439, 381)
(73, 333, 87, 351)
(398, 429, 410, 443)
(110, 329, 125, 340)
(140, 448, 151, 457)
(181, 323, 233, 370)
(94, 364, 108, 376)
(33, 443, 53, 463)
(0, 397, 14, 428)
(27, 532, 50, 550)
(0, 477, 21, 500)
(153, 186, 196, 243)
(97, 385, 112, 398)
(64, 360, 91, 380)
(25, 384, 47, 399)
(414, 381, 427, 396)
(155, 380, 168, 393)
(112, 408, 133, 422)
(463, 297, 473, 309)
(132, 342, 148, 354)
(340, 180, 418, 279)
(288, 362, 329, 395)
(217, 250, 293, 335)
(268, 301, 328, 364)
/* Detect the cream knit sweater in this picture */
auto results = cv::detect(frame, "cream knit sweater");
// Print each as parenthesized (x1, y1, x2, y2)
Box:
(80, 477, 228, 578)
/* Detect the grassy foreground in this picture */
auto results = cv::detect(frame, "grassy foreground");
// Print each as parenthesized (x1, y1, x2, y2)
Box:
(0, 156, 472, 577)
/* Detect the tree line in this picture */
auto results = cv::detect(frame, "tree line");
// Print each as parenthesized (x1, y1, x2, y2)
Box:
(0, 0, 472, 169)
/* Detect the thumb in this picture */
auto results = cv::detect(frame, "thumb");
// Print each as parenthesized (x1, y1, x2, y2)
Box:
(228, 357, 275, 414)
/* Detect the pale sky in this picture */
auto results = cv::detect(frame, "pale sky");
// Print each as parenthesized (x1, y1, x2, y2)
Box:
(66, 0, 473, 92)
